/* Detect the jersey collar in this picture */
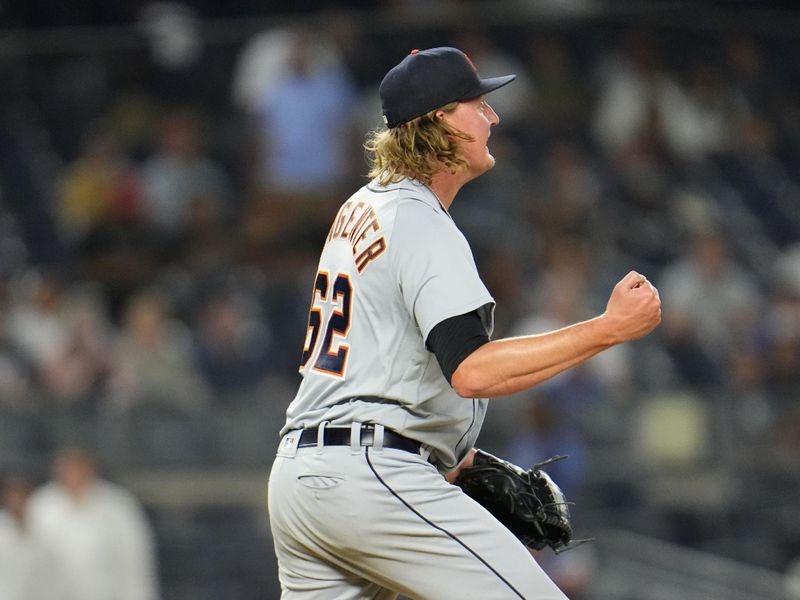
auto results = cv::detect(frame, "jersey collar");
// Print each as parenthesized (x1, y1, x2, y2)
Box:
(368, 177, 451, 217)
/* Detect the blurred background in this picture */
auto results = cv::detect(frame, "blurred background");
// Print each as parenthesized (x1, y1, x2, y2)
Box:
(0, 0, 799, 599)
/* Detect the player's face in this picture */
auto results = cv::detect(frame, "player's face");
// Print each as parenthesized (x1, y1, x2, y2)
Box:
(443, 96, 500, 177)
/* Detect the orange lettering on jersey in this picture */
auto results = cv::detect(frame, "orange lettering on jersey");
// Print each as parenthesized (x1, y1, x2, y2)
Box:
(341, 201, 365, 239)
(347, 208, 374, 249)
(351, 216, 380, 252)
(355, 236, 387, 273)
(327, 200, 385, 272)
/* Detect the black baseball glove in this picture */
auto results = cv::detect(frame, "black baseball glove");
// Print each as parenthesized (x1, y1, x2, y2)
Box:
(454, 449, 575, 553)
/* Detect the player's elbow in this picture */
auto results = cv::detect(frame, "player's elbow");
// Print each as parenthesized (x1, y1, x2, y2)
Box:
(451, 361, 490, 398)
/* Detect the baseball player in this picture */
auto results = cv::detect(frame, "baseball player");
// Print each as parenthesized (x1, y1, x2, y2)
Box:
(268, 47, 661, 599)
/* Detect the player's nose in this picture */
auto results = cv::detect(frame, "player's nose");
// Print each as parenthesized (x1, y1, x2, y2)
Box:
(486, 102, 500, 126)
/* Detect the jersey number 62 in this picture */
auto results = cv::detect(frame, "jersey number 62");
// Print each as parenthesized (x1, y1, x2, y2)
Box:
(299, 270, 353, 378)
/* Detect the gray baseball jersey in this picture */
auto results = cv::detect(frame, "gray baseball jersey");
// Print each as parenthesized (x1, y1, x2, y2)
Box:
(281, 177, 495, 470)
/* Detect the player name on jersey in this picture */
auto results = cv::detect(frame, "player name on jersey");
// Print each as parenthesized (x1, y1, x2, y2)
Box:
(326, 199, 387, 273)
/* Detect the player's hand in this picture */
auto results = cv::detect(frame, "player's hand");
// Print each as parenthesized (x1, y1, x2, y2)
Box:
(445, 448, 477, 484)
(602, 270, 661, 344)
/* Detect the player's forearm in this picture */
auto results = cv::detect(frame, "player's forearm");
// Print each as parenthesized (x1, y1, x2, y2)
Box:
(451, 314, 617, 398)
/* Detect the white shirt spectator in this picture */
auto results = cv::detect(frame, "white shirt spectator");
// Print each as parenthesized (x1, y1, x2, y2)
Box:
(0, 510, 63, 600)
(655, 77, 731, 160)
(231, 25, 345, 114)
(592, 53, 657, 153)
(27, 479, 159, 600)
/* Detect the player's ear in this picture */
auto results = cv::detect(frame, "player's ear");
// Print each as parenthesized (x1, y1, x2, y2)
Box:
(435, 110, 446, 120)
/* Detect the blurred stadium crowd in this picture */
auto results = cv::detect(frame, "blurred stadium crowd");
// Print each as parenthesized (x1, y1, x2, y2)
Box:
(1, 1, 800, 599)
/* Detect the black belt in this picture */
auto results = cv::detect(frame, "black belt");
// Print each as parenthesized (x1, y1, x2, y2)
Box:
(297, 425, 421, 454)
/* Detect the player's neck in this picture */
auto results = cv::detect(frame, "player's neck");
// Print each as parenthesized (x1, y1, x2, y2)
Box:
(428, 169, 470, 210)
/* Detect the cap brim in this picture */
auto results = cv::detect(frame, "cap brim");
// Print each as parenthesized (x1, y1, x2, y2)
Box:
(463, 74, 517, 100)
(385, 73, 517, 128)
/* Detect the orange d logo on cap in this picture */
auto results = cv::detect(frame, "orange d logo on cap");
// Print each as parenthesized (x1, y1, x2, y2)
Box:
(463, 52, 477, 72)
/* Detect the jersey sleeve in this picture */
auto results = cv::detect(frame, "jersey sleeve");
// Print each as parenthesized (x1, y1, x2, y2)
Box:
(390, 200, 495, 341)
(426, 310, 490, 384)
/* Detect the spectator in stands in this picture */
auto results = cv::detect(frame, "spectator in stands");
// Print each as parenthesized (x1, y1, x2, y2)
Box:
(5, 271, 67, 367)
(5, 272, 112, 407)
(38, 284, 112, 408)
(523, 34, 590, 139)
(27, 448, 159, 600)
(232, 24, 358, 245)
(0, 475, 63, 600)
(5, 271, 72, 398)
(528, 140, 606, 248)
(655, 60, 734, 162)
(591, 30, 665, 157)
(167, 183, 237, 281)
(105, 290, 210, 413)
(232, 24, 357, 195)
(193, 290, 272, 401)
(77, 223, 161, 324)
(140, 108, 233, 243)
(56, 121, 141, 246)
(659, 222, 763, 386)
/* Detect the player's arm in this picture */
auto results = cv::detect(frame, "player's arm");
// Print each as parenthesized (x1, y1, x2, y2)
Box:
(428, 311, 613, 399)
(442, 271, 661, 399)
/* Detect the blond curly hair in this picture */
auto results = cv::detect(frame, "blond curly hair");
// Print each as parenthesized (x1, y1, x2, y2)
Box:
(365, 102, 475, 186)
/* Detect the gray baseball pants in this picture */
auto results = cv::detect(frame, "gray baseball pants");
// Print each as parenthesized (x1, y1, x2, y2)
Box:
(268, 426, 568, 600)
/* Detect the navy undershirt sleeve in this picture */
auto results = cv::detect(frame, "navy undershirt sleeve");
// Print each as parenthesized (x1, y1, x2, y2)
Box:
(425, 310, 490, 385)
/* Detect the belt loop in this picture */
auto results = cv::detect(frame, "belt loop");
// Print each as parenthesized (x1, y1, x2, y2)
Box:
(420, 444, 432, 462)
(316, 421, 329, 454)
(350, 422, 361, 453)
(372, 424, 385, 452)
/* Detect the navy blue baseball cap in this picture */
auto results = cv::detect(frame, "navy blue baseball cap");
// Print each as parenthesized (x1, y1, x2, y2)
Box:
(379, 47, 517, 129)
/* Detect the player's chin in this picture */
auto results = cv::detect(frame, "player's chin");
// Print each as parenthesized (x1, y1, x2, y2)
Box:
(482, 151, 497, 171)
(466, 149, 496, 178)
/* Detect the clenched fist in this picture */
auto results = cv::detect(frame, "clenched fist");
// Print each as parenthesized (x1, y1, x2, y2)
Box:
(603, 270, 662, 344)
